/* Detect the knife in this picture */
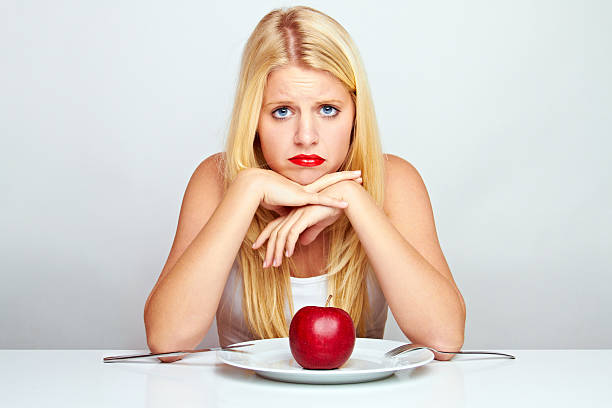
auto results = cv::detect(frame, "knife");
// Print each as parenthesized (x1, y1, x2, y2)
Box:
(103, 343, 254, 362)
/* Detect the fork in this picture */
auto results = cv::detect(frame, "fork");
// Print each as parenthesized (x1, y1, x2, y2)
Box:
(385, 343, 515, 359)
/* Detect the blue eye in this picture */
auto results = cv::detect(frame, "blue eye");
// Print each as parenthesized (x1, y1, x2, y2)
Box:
(321, 105, 338, 117)
(273, 107, 291, 120)
(272, 105, 340, 121)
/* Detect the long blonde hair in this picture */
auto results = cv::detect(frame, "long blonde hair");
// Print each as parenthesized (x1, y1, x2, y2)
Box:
(223, 6, 384, 338)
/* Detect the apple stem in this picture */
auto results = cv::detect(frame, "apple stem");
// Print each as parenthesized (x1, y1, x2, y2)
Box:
(325, 294, 333, 307)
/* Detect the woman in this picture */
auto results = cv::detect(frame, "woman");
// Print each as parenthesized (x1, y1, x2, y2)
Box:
(144, 6, 465, 363)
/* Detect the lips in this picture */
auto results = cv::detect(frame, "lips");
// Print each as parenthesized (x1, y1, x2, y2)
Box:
(289, 154, 325, 167)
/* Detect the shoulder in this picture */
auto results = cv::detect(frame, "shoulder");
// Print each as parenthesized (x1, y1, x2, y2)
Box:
(380, 153, 454, 281)
(382, 153, 428, 210)
(190, 152, 226, 195)
(179, 152, 227, 219)
(193, 151, 226, 179)
(173, 152, 227, 248)
(148, 152, 228, 293)
(383, 153, 420, 178)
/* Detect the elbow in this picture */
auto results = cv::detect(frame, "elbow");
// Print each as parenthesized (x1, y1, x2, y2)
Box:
(144, 308, 189, 363)
(432, 342, 464, 361)
(434, 353, 457, 362)
(429, 330, 465, 361)
(438, 294, 467, 361)
(412, 290, 466, 362)
(430, 317, 465, 362)
(143, 294, 214, 363)
(146, 331, 202, 363)
(144, 313, 206, 364)
(148, 348, 184, 364)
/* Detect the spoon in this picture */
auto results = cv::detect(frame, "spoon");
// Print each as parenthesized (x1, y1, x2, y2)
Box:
(385, 343, 515, 359)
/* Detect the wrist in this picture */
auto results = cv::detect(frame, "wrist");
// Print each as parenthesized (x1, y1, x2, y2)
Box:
(234, 168, 266, 203)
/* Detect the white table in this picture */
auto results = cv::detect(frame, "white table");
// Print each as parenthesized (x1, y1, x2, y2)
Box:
(1, 349, 610, 407)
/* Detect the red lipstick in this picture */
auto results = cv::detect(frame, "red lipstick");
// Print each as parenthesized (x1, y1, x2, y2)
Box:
(288, 154, 325, 167)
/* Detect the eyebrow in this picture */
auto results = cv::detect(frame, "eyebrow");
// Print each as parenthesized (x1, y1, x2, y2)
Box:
(264, 99, 345, 107)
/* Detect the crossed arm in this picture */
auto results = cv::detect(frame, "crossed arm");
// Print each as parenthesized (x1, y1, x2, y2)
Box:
(253, 155, 466, 361)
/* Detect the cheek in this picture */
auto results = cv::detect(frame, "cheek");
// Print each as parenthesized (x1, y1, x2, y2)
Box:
(258, 134, 287, 171)
(331, 121, 352, 149)
(257, 120, 276, 156)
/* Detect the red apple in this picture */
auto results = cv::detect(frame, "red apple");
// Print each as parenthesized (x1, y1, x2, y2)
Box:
(289, 298, 356, 370)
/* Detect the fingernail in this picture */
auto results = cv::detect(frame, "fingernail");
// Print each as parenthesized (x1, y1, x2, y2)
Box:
(252, 242, 257, 249)
(352, 170, 361, 175)
(273, 258, 280, 267)
(356, 177, 362, 183)
(341, 201, 349, 207)
(285, 250, 289, 257)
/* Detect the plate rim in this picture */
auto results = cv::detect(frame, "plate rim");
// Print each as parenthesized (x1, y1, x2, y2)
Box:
(217, 337, 434, 376)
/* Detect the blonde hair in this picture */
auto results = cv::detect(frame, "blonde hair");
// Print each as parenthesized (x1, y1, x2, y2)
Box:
(223, 6, 385, 338)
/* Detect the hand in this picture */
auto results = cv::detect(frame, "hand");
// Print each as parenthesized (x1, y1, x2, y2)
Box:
(252, 178, 362, 268)
(253, 168, 362, 215)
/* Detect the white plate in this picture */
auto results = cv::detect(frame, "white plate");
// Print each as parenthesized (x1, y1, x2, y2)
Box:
(217, 337, 434, 384)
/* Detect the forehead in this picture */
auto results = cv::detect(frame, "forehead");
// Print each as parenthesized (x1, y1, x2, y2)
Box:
(264, 65, 348, 100)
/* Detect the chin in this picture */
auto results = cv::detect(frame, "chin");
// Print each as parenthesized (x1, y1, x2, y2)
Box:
(271, 162, 333, 185)
(286, 174, 314, 186)
(289, 169, 326, 185)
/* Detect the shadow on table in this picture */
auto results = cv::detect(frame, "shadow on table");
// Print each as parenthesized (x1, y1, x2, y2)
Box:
(104, 355, 483, 407)
(209, 361, 467, 408)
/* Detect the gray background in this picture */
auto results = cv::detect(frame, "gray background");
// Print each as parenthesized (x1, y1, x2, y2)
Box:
(1, 0, 610, 350)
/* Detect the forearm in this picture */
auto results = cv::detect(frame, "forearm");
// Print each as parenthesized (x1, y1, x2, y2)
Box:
(341, 184, 465, 349)
(144, 170, 262, 351)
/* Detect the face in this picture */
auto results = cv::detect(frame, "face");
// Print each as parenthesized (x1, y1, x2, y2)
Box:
(256, 64, 355, 185)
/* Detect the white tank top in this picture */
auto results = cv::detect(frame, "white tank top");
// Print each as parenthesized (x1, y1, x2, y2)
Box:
(216, 258, 389, 346)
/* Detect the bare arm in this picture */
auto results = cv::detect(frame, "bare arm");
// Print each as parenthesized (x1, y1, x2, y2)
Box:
(252, 155, 466, 361)
(144, 159, 358, 363)
(341, 156, 465, 361)
(144, 163, 261, 362)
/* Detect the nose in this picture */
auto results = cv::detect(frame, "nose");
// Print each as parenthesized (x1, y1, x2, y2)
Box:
(294, 113, 319, 146)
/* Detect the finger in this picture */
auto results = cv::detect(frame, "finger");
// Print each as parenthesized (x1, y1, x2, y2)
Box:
(286, 212, 315, 257)
(308, 192, 349, 209)
(304, 170, 361, 193)
(265, 215, 293, 268)
(286, 212, 320, 257)
(264, 225, 280, 268)
(273, 210, 303, 266)
(253, 216, 286, 253)
(252, 216, 286, 249)
(298, 208, 341, 247)
(285, 225, 301, 258)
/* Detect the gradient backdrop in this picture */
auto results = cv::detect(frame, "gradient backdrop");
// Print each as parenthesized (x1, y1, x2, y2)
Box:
(1, 0, 610, 349)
